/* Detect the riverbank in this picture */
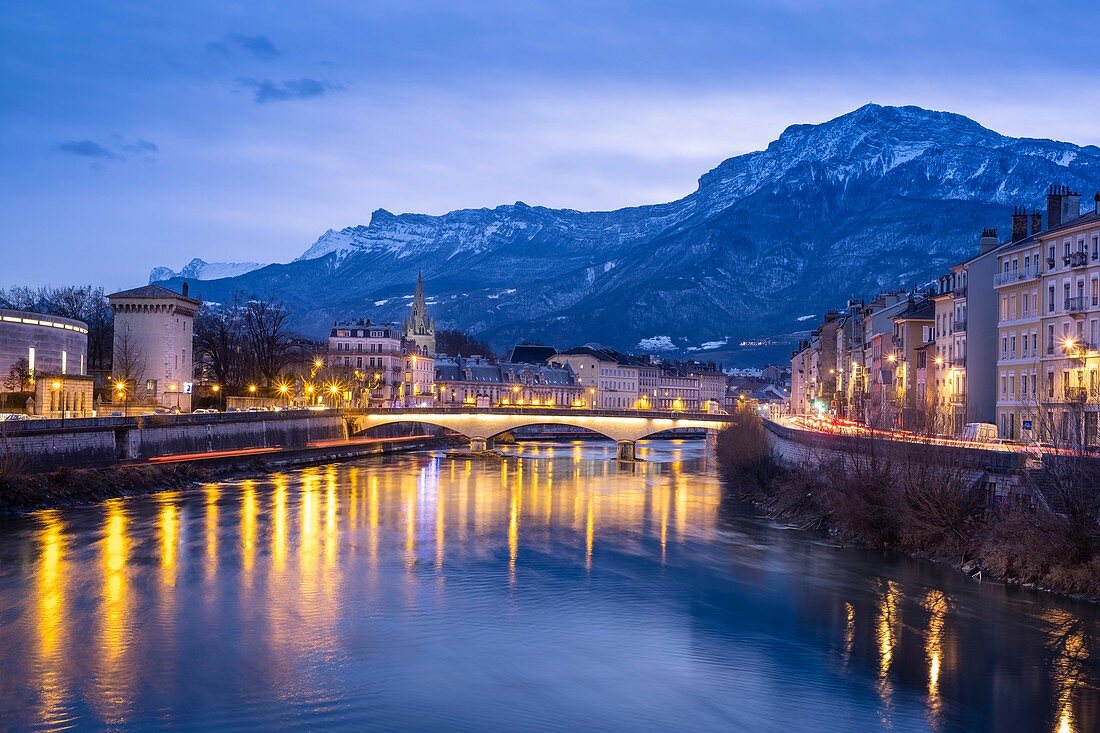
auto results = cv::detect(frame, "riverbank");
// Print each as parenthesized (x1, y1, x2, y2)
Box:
(717, 416, 1100, 600)
(0, 435, 456, 513)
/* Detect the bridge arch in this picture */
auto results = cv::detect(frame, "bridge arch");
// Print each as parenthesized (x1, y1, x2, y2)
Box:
(347, 409, 730, 460)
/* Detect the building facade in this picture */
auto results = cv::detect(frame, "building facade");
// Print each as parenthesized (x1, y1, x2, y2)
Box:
(996, 189, 1100, 445)
(554, 347, 640, 409)
(108, 284, 199, 411)
(435, 356, 582, 407)
(0, 309, 89, 392)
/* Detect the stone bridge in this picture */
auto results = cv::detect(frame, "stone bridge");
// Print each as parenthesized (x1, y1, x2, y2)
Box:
(345, 407, 734, 460)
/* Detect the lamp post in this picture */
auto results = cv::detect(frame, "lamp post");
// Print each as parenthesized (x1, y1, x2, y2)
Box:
(329, 383, 341, 408)
(211, 383, 221, 411)
(115, 379, 127, 416)
(278, 382, 290, 409)
(51, 379, 62, 425)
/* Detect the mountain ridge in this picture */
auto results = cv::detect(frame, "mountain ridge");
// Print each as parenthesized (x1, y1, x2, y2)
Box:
(151, 104, 1100, 361)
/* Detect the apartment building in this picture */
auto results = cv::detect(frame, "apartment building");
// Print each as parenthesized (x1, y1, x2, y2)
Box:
(327, 319, 433, 405)
(932, 269, 966, 432)
(996, 189, 1100, 445)
(555, 346, 641, 409)
(890, 299, 935, 429)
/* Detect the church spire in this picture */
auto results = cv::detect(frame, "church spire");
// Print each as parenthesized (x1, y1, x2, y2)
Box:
(403, 271, 436, 355)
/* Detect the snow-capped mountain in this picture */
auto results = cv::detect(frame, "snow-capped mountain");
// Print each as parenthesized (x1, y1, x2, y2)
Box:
(152, 104, 1100, 354)
(149, 258, 266, 283)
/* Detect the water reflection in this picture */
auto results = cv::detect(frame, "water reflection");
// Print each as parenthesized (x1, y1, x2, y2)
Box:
(35, 512, 68, 728)
(0, 439, 1097, 732)
(924, 590, 949, 730)
(95, 499, 132, 726)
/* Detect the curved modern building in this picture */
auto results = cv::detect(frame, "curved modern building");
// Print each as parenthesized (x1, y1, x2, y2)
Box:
(0, 309, 89, 386)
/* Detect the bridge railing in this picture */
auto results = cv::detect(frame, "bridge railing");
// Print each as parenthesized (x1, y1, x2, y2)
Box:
(338, 405, 734, 421)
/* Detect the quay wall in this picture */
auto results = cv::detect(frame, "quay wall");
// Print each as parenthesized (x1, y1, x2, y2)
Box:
(761, 419, 1025, 473)
(0, 413, 349, 471)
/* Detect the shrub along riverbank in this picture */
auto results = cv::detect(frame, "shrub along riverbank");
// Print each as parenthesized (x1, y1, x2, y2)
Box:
(717, 416, 1100, 598)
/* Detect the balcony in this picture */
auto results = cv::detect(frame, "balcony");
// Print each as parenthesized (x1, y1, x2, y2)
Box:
(1064, 386, 1089, 402)
(1065, 295, 1087, 313)
(993, 270, 1039, 287)
(950, 392, 967, 405)
(952, 318, 966, 331)
(1064, 252, 1088, 268)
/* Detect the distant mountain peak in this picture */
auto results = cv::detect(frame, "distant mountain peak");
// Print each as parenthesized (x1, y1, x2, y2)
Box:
(148, 257, 265, 284)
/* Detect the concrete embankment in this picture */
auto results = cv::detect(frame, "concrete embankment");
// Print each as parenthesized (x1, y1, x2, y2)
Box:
(0, 412, 351, 471)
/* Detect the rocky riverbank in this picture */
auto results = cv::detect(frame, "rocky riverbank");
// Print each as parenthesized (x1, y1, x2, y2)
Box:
(717, 416, 1100, 601)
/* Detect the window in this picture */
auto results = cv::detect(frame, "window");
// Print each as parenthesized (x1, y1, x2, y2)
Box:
(1049, 285, 1056, 312)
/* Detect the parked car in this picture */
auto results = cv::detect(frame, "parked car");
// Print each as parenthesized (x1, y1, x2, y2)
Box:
(193, 408, 219, 414)
(0, 413, 28, 421)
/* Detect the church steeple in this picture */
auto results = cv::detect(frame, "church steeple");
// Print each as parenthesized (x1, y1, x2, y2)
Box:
(403, 271, 436, 355)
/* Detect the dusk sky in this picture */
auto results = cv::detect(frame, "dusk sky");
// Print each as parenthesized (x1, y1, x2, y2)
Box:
(3, 0, 1099, 289)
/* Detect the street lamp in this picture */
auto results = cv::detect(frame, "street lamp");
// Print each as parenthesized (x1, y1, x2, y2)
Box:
(51, 379, 62, 424)
(328, 383, 341, 407)
(115, 379, 127, 416)
(278, 382, 290, 408)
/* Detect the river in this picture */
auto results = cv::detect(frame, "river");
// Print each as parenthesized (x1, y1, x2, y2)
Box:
(0, 439, 1096, 732)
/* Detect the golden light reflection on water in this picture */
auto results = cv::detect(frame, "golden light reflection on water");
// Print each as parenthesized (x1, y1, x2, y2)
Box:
(95, 499, 132, 726)
(158, 498, 179, 586)
(923, 589, 949, 730)
(241, 481, 257, 579)
(273, 475, 288, 572)
(843, 602, 855, 667)
(876, 579, 901, 722)
(1044, 609, 1090, 733)
(204, 485, 219, 578)
(35, 511, 67, 726)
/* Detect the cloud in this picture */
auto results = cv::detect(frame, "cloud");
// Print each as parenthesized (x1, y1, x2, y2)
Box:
(58, 137, 158, 162)
(236, 77, 338, 104)
(207, 33, 279, 60)
(58, 139, 116, 159)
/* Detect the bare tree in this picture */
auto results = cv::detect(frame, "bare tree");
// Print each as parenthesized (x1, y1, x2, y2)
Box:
(4, 358, 31, 392)
(0, 285, 114, 370)
(194, 296, 247, 388)
(242, 295, 294, 386)
(112, 325, 147, 394)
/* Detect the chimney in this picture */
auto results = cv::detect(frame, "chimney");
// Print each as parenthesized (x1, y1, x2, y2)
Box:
(1047, 184, 1081, 230)
(1030, 212, 1042, 236)
(979, 228, 999, 253)
(1011, 207, 1028, 242)
(182, 281, 189, 298)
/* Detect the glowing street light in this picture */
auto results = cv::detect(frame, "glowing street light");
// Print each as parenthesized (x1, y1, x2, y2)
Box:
(51, 379, 63, 424)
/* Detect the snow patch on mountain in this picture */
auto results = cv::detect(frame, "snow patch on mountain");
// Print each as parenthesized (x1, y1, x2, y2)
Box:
(149, 258, 264, 283)
(637, 336, 676, 352)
